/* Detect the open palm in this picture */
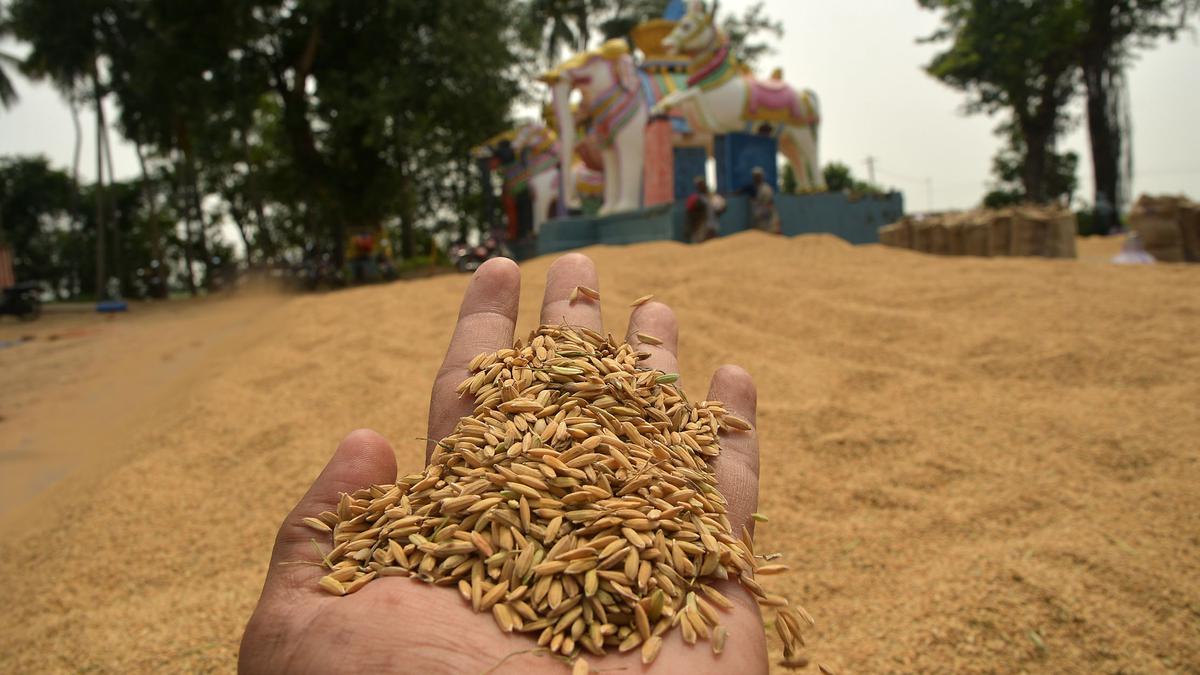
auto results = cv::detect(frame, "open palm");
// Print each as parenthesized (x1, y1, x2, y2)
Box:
(239, 254, 767, 674)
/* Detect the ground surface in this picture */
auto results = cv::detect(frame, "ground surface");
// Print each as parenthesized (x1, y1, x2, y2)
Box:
(1, 233, 1197, 674)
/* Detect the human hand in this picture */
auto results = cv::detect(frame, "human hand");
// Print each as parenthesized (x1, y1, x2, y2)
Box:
(239, 254, 765, 674)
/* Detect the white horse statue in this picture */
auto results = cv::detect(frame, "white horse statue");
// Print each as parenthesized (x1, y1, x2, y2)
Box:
(543, 40, 650, 215)
(654, 0, 826, 191)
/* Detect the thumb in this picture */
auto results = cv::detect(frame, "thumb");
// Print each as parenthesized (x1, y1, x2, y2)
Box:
(265, 429, 398, 589)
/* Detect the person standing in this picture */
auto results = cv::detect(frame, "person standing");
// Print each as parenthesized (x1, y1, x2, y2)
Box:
(749, 167, 781, 234)
(685, 177, 725, 243)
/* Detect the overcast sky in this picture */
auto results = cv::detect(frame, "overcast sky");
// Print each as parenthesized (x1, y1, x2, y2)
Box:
(1, 0, 1197, 213)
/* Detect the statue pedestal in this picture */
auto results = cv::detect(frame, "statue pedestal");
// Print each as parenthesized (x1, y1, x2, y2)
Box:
(643, 117, 675, 207)
(714, 133, 778, 195)
(673, 146, 707, 202)
(533, 191, 906, 258)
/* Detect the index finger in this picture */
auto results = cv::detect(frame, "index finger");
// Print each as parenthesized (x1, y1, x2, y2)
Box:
(426, 258, 521, 461)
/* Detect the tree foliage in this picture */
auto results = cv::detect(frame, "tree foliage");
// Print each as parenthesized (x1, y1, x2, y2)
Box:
(0, 10, 20, 109)
(0, 155, 185, 298)
(920, 0, 1080, 204)
(720, 2, 784, 68)
(919, 0, 1197, 212)
(0, 156, 76, 288)
(3, 0, 786, 300)
(984, 121, 1079, 209)
(521, 0, 783, 69)
(821, 162, 886, 195)
(1076, 0, 1198, 231)
(5, 0, 527, 299)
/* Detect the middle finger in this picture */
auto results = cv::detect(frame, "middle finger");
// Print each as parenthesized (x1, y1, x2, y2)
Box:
(540, 253, 603, 331)
(626, 300, 680, 377)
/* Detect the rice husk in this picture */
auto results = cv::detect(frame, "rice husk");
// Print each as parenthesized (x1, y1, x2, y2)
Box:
(310, 324, 811, 667)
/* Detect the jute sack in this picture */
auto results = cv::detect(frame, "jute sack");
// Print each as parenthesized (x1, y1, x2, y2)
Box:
(945, 214, 967, 256)
(878, 223, 901, 248)
(1177, 202, 1200, 263)
(1044, 209, 1078, 259)
(961, 212, 992, 257)
(910, 218, 935, 253)
(1010, 208, 1049, 257)
(928, 216, 951, 255)
(894, 217, 914, 250)
(879, 218, 913, 249)
(1129, 195, 1184, 263)
(987, 210, 1012, 257)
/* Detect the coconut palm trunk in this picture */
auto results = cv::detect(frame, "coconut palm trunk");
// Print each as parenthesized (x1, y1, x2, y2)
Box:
(91, 59, 107, 299)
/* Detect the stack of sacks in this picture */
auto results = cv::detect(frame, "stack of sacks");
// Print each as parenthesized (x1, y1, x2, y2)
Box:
(960, 211, 992, 257)
(1129, 195, 1200, 263)
(1183, 202, 1200, 262)
(1010, 207, 1077, 258)
(879, 205, 1077, 259)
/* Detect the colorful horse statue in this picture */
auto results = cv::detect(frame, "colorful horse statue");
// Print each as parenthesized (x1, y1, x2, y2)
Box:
(479, 122, 603, 234)
(655, 0, 825, 190)
(507, 124, 566, 234)
(543, 39, 650, 215)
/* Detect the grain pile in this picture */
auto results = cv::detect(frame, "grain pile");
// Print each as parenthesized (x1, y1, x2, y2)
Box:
(1128, 194, 1200, 263)
(880, 206, 1077, 258)
(310, 321, 810, 667)
(2, 232, 1199, 673)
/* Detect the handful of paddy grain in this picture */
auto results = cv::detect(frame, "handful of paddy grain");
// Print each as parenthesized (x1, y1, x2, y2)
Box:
(304, 310, 813, 670)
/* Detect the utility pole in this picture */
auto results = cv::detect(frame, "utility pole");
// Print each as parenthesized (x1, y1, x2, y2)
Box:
(865, 156, 876, 186)
(925, 178, 934, 212)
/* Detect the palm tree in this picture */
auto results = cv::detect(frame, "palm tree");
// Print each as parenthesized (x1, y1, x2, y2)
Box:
(0, 13, 20, 109)
(8, 0, 108, 296)
(0, 51, 18, 109)
(526, 0, 594, 68)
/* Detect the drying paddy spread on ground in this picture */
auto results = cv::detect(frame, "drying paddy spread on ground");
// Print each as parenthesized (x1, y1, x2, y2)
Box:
(1, 232, 1197, 673)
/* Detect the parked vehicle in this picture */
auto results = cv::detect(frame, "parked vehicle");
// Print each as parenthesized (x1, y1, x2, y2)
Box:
(0, 282, 43, 321)
(448, 235, 505, 273)
(290, 251, 344, 291)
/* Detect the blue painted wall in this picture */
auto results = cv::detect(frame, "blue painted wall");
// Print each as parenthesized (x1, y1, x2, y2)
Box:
(713, 133, 779, 195)
(534, 191, 905, 257)
(777, 192, 904, 245)
(673, 146, 708, 202)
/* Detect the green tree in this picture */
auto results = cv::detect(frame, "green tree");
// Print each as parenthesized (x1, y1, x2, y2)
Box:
(598, 0, 671, 44)
(523, 0, 783, 69)
(94, 0, 524, 271)
(0, 156, 75, 291)
(9, 0, 117, 296)
(984, 119, 1079, 209)
(919, 0, 1080, 204)
(822, 162, 854, 193)
(820, 161, 886, 195)
(0, 11, 20, 109)
(1075, 0, 1198, 232)
(269, 0, 524, 262)
(0, 155, 187, 299)
(781, 163, 797, 194)
(720, 2, 784, 68)
(524, 0, 595, 68)
(100, 0, 259, 294)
